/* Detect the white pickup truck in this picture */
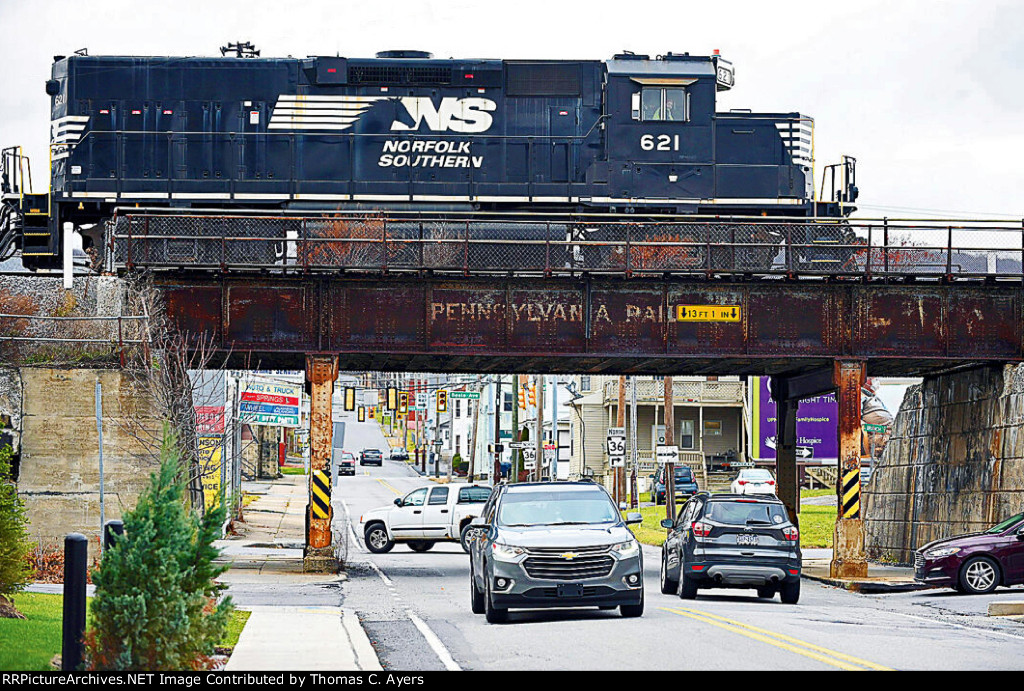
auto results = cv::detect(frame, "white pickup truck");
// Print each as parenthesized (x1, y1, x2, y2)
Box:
(360, 483, 492, 554)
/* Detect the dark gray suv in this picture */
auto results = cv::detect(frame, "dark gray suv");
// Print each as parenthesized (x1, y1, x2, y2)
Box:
(659, 493, 802, 603)
(468, 482, 645, 623)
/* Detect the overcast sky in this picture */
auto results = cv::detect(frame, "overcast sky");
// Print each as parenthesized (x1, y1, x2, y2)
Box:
(1, 0, 1021, 219)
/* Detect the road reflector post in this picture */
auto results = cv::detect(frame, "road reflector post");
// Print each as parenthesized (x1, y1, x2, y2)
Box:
(62, 533, 88, 671)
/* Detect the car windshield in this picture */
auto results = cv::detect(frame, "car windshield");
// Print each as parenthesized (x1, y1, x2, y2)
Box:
(497, 489, 619, 527)
(985, 512, 1024, 534)
(705, 500, 788, 526)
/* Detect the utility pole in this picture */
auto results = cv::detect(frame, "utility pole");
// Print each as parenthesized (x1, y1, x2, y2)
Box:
(550, 375, 558, 481)
(512, 375, 522, 482)
(494, 375, 502, 482)
(664, 376, 676, 524)
(629, 376, 638, 509)
(469, 378, 482, 481)
(616, 375, 626, 504)
(535, 374, 545, 481)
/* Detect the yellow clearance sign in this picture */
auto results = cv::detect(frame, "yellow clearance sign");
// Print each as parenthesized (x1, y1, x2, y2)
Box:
(676, 305, 742, 322)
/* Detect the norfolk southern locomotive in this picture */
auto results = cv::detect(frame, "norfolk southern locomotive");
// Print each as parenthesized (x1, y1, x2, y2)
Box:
(0, 47, 858, 270)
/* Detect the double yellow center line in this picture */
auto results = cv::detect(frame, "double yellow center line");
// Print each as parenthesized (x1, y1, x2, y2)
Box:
(376, 478, 402, 495)
(660, 606, 892, 671)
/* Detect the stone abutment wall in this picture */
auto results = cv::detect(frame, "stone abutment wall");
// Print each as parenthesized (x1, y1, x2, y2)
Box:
(863, 365, 1024, 564)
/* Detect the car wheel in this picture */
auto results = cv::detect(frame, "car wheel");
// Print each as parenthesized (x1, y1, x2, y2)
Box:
(660, 550, 679, 595)
(958, 556, 1001, 594)
(620, 589, 644, 618)
(484, 572, 508, 624)
(460, 524, 475, 554)
(364, 524, 394, 554)
(678, 571, 698, 600)
(470, 560, 485, 615)
(408, 541, 435, 552)
(757, 585, 776, 599)
(780, 579, 800, 604)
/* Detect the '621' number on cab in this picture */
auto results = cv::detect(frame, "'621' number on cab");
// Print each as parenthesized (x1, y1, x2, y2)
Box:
(640, 134, 680, 152)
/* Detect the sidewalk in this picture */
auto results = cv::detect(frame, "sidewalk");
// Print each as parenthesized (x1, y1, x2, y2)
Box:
(801, 548, 928, 593)
(214, 475, 382, 671)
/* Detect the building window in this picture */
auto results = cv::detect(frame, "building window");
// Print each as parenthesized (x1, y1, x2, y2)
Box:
(641, 87, 688, 122)
(504, 392, 513, 412)
(455, 435, 461, 453)
(679, 420, 695, 449)
(455, 400, 461, 418)
(580, 375, 591, 392)
(704, 419, 722, 437)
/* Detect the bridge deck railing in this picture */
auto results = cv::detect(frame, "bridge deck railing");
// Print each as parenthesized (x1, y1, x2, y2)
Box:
(106, 213, 1024, 280)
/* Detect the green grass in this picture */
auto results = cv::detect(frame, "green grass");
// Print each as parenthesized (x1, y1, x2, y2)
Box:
(0, 594, 251, 670)
(625, 500, 837, 549)
(0, 593, 90, 671)
(279, 467, 307, 475)
(797, 504, 835, 548)
(801, 488, 835, 499)
(219, 610, 251, 653)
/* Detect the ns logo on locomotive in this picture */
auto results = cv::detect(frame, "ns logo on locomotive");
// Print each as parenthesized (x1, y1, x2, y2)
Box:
(0, 47, 858, 271)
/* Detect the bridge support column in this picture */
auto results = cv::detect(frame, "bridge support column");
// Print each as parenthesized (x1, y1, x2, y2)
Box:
(304, 354, 339, 573)
(769, 378, 800, 531)
(831, 360, 868, 579)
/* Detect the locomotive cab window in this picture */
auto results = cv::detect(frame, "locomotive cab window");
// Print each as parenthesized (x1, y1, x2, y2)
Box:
(639, 87, 688, 122)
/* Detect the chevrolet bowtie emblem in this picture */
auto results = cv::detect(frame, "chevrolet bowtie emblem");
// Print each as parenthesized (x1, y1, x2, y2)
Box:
(561, 552, 579, 560)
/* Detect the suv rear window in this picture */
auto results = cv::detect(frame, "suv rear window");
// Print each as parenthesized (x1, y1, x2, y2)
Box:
(458, 486, 491, 503)
(704, 500, 788, 526)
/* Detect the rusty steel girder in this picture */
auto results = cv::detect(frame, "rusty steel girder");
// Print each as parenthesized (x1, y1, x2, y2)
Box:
(304, 354, 337, 565)
(157, 277, 1024, 376)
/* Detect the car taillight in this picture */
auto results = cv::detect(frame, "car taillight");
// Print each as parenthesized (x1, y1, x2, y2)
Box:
(692, 521, 712, 537)
(767, 480, 775, 486)
(783, 526, 799, 541)
(737, 480, 748, 486)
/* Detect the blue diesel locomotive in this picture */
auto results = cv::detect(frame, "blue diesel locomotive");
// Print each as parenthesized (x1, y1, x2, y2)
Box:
(0, 48, 858, 270)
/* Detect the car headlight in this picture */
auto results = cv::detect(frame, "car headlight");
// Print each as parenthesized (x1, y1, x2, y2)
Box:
(924, 547, 960, 559)
(492, 542, 526, 561)
(612, 540, 639, 557)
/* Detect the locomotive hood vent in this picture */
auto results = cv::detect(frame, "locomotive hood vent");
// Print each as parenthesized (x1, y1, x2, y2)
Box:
(375, 50, 433, 59)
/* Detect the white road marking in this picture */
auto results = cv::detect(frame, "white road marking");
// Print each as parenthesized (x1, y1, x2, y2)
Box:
(883, 609, 1024, 642)
(407, 609, 462, 672)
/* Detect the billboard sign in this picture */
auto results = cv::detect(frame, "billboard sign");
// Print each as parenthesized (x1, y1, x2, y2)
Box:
(240, 379, 302, 427)
(752, 376, 837, 462)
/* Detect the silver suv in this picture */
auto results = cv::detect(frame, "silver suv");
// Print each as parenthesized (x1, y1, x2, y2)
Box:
(468, 482, 644, 623)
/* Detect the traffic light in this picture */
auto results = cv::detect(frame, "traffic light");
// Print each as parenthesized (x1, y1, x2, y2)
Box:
(518, 385, 526, 409)
(387, 387, 397, 410)
(344, 387, 356, 411)
(398, 391, 409, 414)
(358, 406, 366, 422)
(436, 390, 448, 413)
(369, 406, 376, 420)
(528, 382, 536, 407)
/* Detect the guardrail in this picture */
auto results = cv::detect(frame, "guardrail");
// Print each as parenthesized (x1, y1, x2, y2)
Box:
(603, 379, 744, 405)
(107, 213, 1024, 280)
(0, 313, 150, 366)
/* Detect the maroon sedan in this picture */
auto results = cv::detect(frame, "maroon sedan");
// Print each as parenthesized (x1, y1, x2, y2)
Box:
(914, 512, 1024, 594)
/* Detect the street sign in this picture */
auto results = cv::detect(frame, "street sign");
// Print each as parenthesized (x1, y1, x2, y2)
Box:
(676, 305, 741, 322)
(509, 441, 528, 449)
(607, 427, 626, 466)
(864, 423, 888, 434)
(543, 443, 555, 462)
(416, 392, 428, 410)
(656, 445, 680, 464)
(450, 391, 481, 400)
(522, 448, 537, 468)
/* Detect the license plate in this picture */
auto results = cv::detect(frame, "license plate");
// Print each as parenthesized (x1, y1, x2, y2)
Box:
(557, 583, 584, 598)
(736, 534, 758, 546)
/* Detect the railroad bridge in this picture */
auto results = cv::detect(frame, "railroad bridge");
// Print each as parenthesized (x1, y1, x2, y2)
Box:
(112, 212, 1024, 575)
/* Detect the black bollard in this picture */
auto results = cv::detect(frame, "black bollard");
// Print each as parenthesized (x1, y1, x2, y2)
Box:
(103, 520, 124, 551)
(62, 533, 88, 671)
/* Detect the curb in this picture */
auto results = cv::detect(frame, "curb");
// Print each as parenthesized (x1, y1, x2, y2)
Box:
(800, 572, 933, 594)
(341, 609, 383, 671)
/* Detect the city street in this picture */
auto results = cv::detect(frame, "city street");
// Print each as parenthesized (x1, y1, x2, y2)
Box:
(325, 426, 1024, 671)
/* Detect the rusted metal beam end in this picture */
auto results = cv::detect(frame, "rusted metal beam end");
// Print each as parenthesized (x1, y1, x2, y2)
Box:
(305, 354, 339, 562)
(775, 394, 800, 532)
(831, 360, 868, 579)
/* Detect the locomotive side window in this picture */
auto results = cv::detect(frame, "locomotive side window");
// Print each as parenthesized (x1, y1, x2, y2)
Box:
(641, 87, 688, 122)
